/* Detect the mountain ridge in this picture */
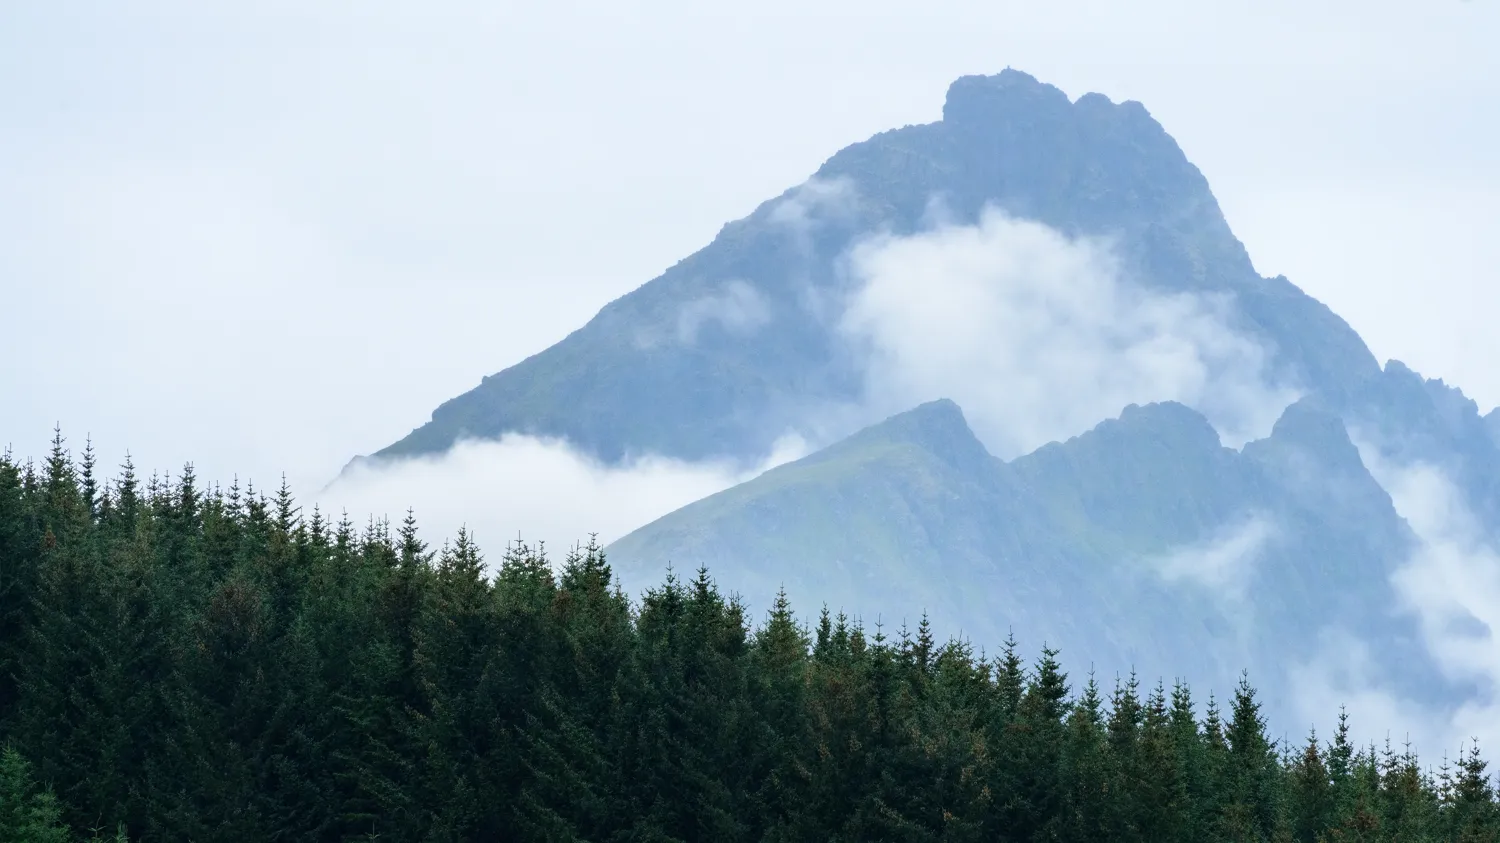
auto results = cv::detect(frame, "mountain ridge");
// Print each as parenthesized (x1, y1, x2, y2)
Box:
(333, 68, 1500, 732)
(350, 68, 1378, 472)
(606, 393, 1447, 723)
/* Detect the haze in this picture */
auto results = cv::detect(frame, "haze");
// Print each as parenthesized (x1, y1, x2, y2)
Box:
(2, 0, 1496, 499)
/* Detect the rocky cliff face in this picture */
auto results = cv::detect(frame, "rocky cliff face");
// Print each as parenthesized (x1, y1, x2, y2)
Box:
(356, 69, 1377, 469)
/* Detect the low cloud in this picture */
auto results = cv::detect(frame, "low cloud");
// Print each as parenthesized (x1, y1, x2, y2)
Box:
(838, 210, 1298, 458)
(1148, 514, 1278, 598)
(1138, 514, 1278, 693)
(1288, 629, 1452, 756)
(1377, 462, 1500, 691)
(1290, 441, 1500, 760)
(676, 279, 772, 345)
(318, 433, 808, 567)
(768, 177, 859, 233)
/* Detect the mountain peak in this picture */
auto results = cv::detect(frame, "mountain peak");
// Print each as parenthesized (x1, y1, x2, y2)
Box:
(1114, 401, 1223, 445)
(1267, 396, 1355, 450)
(878, 398, 970, 437)
(812, 399, 994, 473)
(942, 70, 1072, 124)
(1012, 401, 1232, 500)
(941, 70, 1167, 154)
(359, 68, 1378, 470)
(1247, 396, 1367, 479)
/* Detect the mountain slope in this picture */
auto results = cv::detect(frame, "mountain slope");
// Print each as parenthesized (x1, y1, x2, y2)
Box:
(607, 396, 1446, 721)
(345, 67, 1500, 730)
(357, 69, 1378, 469)
(606, 399, 1072, 641)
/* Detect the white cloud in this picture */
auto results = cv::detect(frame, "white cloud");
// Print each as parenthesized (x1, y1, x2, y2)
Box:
(1132, 514, 1278, 696)
(1288, 630, 1452, 756)
(838, 209, 1299, 458)
(1357, 446, 1500, 693)
(1149, 514, 1277, 598)
(1380, 465, 1500, 690)
(1289, 441, 1500, 761)
(317, 432, 809, 567)
(675, 279, 772, 344)
(768, 176, 859, 233)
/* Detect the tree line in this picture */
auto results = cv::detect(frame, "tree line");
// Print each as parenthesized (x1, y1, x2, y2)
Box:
(0, 432, 1496, 841)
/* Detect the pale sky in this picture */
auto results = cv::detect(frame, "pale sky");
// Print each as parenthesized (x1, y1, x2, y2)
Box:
(2, 1, 1497, 493)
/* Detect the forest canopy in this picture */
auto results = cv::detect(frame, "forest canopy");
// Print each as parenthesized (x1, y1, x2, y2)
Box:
(0, 433, 1496, 842)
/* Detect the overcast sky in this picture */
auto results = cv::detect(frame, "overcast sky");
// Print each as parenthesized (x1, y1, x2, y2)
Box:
(2, 1, 1497, 493)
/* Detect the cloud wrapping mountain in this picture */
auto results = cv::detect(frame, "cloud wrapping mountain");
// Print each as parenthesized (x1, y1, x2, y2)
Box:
(325, 69, 1500, 754)
(840, 209, 1297, 457)
(320, 432, 808, 557)
(1146, 513, 1278, 598)
(1300, 444, 1500, 757)
(353, 69, 1376, 469)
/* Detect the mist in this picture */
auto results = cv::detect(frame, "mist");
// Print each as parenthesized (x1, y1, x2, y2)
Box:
(1147, 513, 1278, 600)
(1290, 441, 1500, 761)
(318, 207, 1307, 570)
(318, 432, 809, 563)
(839, 210, 1299, 459)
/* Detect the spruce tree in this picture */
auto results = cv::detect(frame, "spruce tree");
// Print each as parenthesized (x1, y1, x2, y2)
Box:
(1218, 673, 1281, 842)
(0, 432, 1490, 842)
(0, 746, 70, 843)
(1288, 729, 1332, 842)
(1058, 672, 1108, 843)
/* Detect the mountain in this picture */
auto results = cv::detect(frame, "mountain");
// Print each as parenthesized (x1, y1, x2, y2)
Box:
(607, 397, 1449, 724)
(1344, 360, 1500, 526)
(354, 69, 1378, 469)
(341, 69, 1500, 729)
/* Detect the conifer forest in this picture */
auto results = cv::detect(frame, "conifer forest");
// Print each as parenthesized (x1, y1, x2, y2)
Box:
(0, 434, 1494, 841)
